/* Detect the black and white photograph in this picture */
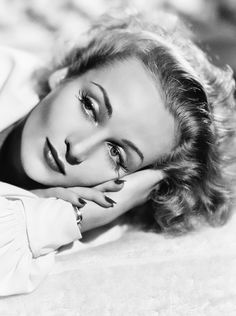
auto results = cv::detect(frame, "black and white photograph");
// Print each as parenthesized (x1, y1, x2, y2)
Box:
(0, 0, 236, 315)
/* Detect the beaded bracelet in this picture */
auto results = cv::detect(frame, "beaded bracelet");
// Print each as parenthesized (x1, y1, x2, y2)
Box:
(73, 205, 83, 228)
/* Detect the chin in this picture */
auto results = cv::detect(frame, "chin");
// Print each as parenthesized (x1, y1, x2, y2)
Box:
(21, 159, 50, 187)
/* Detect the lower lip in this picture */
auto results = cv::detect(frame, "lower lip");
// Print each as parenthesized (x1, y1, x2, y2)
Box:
(44, 140, 62, 174)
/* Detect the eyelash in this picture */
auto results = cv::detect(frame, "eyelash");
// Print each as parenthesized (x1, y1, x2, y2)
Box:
(76, 90, 98, 123)
(76, 90, 128, 173)
(107, 142, 129, 173)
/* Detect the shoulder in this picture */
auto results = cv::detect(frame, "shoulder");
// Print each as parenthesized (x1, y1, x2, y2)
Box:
(0, 46, 40, 87)
(0, 181, 36, 198)
(0, 46, 41, 131)
(0, 47, 14, 92)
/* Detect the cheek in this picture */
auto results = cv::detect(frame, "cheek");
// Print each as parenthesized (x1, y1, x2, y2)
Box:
(41, 97, 72, 132)
(67, 148, 118, 186)
(24, 97, 61, 137)
(37, 93, 84, 141)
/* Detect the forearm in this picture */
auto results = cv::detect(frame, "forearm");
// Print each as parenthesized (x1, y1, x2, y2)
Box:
(0, 195, 81, 296)
(31, 169, 163, 234)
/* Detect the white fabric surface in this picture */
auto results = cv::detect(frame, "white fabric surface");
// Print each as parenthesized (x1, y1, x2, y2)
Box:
(0, 213, 236, 315)
(0, 46, 39, 131)
(0, 182, 82, 296)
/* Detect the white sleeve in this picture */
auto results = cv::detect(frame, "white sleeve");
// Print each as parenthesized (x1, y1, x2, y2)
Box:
(0, 196, 81, 296)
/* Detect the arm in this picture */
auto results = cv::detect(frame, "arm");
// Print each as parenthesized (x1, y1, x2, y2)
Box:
(0, 169, 162, 296)
(33, 169, 163, 233)
(0, 194, 80, 296)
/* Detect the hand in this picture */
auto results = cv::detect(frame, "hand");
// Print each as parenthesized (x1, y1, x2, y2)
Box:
(31, 179, 125, 208)
(80, 169, 164, 232)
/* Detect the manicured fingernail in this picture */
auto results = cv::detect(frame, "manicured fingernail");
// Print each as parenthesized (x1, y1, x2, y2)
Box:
(114, 179, 126, 184)
(104, 196, 117, 205)
(78, 198, 87, 205)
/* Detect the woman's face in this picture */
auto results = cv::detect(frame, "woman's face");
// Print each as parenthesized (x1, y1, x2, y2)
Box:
(21, 58, 175, 187)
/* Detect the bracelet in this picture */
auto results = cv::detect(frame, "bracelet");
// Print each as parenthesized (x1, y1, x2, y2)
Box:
(73, 205, 83, 228)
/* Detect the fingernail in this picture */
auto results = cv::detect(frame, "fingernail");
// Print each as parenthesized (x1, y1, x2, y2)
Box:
(104, 196, 117, 205)
(78, 198, 87, 205)
(114, 179, 126, 184)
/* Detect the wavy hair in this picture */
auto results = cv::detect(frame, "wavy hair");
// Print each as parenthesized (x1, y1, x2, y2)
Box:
(36, 11, 236, 234)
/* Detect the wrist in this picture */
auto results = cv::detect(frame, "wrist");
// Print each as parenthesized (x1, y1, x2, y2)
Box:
(73, 205, 83, 230)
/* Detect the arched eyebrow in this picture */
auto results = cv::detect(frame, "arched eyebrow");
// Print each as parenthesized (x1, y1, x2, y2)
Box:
(122, 139, 144, 163)
(91, 81, 144, 164)
(91, 81, 113, 117)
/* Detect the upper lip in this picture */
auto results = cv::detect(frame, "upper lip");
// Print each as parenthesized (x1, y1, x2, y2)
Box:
(46, 137, 66, 175)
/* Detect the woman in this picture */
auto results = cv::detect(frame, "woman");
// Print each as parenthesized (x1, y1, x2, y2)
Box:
(0, 11, 235, 296)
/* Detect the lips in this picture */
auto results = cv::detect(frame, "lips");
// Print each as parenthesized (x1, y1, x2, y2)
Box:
(44, 137, 66, 175)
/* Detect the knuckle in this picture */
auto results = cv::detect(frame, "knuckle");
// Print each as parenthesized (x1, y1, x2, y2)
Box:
(57, 187, 66, 194)
(66, 193, 77, 204)
(108, 182, 116, 189)
(95, 189, 104, 199)
(92, 190, 104, 202)
(83, 188, 100, 200)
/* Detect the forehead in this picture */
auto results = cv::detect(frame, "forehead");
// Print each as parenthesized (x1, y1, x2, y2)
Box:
(80, 58, 176, 167)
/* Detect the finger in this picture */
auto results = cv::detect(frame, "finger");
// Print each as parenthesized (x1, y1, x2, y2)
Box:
(148, 169, 165, 188)
(94, 179, 126, 192)
(122, 169, 164, 189)
(47, 187, 88, 208)
(68, 187, 116, 208)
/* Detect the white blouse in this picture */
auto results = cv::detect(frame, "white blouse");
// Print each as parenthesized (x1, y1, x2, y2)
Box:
(0, 47, 82, 296)
(0, 183, 81, 296)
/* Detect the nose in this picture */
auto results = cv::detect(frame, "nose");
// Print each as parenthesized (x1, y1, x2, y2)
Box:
(65, 129, 108, 165)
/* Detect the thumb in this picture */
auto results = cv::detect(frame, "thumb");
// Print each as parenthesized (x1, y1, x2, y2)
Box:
(122, 168, 164, 190)
(144, 169, 165, 189)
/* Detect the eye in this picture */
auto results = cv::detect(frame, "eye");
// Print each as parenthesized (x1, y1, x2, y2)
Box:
(76, 90, 98, 124)
(110, 145, 120, 157)
(107, 142, 128, 173)
(107, 142, 121, 162)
